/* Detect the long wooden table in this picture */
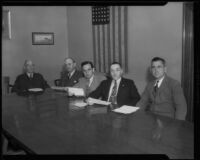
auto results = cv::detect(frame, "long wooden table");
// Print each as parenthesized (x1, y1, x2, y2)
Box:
(2, 89, 194, 158)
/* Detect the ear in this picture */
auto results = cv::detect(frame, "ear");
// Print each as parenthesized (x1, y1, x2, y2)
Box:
(164, 66, 167, 73)
(121, 68, 124, 74)
(149, 66, 152, 73)
(92, 68, 95, 72)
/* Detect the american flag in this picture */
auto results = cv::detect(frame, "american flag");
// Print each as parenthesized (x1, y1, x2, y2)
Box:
(92, 6, 128, 73)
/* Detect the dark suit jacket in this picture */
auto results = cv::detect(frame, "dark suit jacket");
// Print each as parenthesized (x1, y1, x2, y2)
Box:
(136, 75, 187, 120)
(89, 78, 140, 106)
(59, 70, 83, 87)
(11, 73, 49, 94)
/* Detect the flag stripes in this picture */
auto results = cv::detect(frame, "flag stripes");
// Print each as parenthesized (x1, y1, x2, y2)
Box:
(92, 6, 128, 73)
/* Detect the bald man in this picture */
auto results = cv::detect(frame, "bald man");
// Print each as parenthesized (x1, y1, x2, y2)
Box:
(59, 58, 83, 87)
(12, 60, 49, 95)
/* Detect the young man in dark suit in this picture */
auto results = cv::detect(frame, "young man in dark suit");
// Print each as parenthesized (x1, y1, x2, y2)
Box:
(59, 58, 83, 87)
(136, 57, 187, 120)
(87, 62, 140, 107)
(12, 60, 49, 95)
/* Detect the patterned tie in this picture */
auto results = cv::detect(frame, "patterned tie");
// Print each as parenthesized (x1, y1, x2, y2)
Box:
(154, 80, 159, 93)
(109, 80, 117, 104)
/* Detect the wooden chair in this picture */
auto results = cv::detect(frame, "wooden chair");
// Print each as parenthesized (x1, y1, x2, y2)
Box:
(54, 79, 61, 86)
(2, 76, 13, 95)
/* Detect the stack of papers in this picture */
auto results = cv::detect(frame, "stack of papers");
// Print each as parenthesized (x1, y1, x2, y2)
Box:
(113, 105, 140, 114)
(51, 86, 66, 91)
(73, 102, 87, 108)
(88, 98, 111, 106)
(68, 87, 85, 96)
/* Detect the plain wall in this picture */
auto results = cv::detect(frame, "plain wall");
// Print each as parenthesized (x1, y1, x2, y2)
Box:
(127, 3, 183, 93)
(67, 3, 183, 94)
(67, 6, 93, 70)
(2, 6, 69, 86)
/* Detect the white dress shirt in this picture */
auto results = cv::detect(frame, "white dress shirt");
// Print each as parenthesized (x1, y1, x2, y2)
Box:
(68, 69, 75, 79)
(155, 76, 165, 88)
(88, 75, 94, 87)
(107, 78, 121, 101)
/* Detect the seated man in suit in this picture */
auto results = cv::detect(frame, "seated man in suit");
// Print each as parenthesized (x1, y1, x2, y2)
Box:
(68, 61, 106, 97)
(86, 62, 140, 106)
(136, 57, 187, 120)
(59, 58, 83, 87)
(12, 60, 49, 95)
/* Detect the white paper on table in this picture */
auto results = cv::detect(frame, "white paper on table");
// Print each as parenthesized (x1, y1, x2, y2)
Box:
(51, 86, 66, 91)
(74, 102, 88, 108)
(68, 87, 85, 96)
(88, 98, 111, 105)
(113, 105, 140, 114)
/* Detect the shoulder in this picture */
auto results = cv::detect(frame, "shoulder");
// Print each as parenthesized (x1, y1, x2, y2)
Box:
(16, 73, 26, 80)
(34, 73, 43, 77)
(121, 77, 134, 84)
(165, 76, 180, 87)
(75, 70, 83, 74)
(94, 72, 106, 80)
(78, 77, 86, 83)
(100, 78, 111, 85)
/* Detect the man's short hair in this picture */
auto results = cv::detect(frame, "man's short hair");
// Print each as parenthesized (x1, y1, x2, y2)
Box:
(151, 57, 166, 66)
(81, 61, 94, 68)
(64, 57, 75, 63)
(110, 62, 122, 68)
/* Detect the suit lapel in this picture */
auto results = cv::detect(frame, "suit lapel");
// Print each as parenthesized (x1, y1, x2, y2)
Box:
(117, 78, 125, 99)
(157, 76, 168, 94)
(105, 79, 112, 100)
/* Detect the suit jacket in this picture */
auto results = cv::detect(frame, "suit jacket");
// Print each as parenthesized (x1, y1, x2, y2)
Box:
(136, 75, 187, 120)
(11, 73, 49, 94)
(74, 72, 106, 95)
(89, 77, 140, 106)
(59, 70, 83, 87)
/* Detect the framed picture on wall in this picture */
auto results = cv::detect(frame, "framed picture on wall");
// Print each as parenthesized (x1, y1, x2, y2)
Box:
(2, 10, 11, 39)
(32, 32, 54, 45)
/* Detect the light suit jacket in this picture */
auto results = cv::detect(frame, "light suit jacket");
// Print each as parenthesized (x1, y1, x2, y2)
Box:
(74, 72, 106, 95)
(136, 75, 187, 120)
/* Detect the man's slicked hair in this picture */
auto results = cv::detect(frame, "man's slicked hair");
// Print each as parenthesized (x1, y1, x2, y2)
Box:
(151, 57, 166, 66)
(110, 62, 122, 68)
(81, 61, 94, 68)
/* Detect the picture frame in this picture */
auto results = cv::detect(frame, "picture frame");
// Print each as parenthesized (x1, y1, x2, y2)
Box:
(2, 10, 11, 39)
(32, 32, 54, 45)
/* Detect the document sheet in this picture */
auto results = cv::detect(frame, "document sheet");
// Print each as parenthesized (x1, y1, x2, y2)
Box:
(113, 105, 139, 114)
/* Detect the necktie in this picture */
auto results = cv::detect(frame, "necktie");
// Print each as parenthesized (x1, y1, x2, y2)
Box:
(154, 80, 159, 93)
(109, 80, 117, 104)
(68, 73, 71, 79)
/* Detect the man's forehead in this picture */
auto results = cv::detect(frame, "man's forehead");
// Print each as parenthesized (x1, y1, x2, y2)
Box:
(26, 61, 34, 65)
(110, 64, 121, 69)
(151, 61, 164, 66)
(65, 59, 74, 64)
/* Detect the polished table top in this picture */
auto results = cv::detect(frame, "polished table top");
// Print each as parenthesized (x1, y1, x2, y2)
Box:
(2, 89, 194, 158)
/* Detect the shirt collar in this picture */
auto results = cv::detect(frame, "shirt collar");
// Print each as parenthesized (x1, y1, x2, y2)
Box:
(112, 77, 122, 85)
(69, 69, 76, 77)
(155, 75, 165, 88)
